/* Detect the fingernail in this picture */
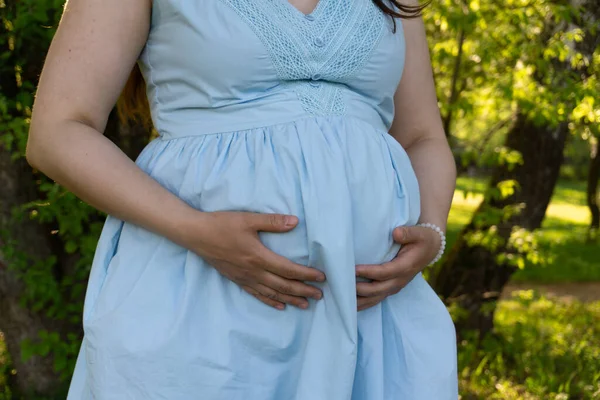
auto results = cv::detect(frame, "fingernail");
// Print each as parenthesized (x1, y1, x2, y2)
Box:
(317, 274, 326, 282)
(314, 292, 322, 300)
(285, 216, 298, 226)
(401, 228, 408, 241)
(276, 304, 285, 310)
(300, 302, 309, 309)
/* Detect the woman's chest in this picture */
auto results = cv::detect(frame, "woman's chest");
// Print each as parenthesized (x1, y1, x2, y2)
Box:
(143, 0, 405, 103)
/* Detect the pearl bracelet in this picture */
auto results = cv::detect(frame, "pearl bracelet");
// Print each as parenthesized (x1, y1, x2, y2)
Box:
(417, 223, 446, 266)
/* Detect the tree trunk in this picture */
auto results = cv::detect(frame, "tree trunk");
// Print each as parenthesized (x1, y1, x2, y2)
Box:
(0, 2, 67, 396)
(0, 153, 67, 397)
(587, 140, 600, 231)
(430, 114, 570, 336)
(441, 27, 466, 140)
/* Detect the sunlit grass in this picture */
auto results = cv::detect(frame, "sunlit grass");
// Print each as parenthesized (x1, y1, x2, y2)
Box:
(548, 180, 588, 206)
(0, 333, 10, 400)
(448, 176, 600, 283)
(460, 292, 600, 399)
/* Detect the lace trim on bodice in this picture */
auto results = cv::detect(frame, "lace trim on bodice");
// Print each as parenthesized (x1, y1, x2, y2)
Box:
(219, 0, 386, 115)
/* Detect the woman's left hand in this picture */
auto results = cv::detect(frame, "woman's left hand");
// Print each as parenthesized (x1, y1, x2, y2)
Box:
(355, 225, 441, 311)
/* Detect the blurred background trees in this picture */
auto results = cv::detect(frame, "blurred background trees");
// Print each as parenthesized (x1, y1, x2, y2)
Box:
(429, 0, 600, 335)
(0, 0, 598, 398)
(1, 0, 148, 397)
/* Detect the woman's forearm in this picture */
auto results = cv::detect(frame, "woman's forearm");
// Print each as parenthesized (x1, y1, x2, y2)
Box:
(26, 119, 200, 247)
(404, 136, 456, 232)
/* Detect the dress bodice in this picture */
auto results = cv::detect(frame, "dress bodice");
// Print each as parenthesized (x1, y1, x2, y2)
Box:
(137, 0, 405, 139)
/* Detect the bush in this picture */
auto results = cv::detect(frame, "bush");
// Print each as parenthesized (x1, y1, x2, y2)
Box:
(459, 291, 600, 399)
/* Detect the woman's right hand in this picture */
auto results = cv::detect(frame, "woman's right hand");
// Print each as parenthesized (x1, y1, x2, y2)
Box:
(22, 0, 322, 312)
(182, 211, 325, 310)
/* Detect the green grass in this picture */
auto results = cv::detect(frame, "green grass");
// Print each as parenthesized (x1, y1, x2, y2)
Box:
(460, 292, 600, 399)
(449, 176, 600, 283)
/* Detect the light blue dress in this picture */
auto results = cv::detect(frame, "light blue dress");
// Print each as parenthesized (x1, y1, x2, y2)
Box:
(67, 0, 458, 398)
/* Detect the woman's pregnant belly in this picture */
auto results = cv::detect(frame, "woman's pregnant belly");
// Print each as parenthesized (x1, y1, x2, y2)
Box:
(139, 116, 419, 265)
(80, 116, 424, 398)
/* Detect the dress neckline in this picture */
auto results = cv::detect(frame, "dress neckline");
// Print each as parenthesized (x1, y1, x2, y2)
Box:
(281, 0, 327, 19)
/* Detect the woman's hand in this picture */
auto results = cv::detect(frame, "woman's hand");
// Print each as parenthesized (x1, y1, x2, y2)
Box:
(184, 211, 326, 311)
(355, 225, 441, 311)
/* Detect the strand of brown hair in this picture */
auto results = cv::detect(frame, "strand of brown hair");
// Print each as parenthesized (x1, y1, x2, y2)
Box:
(374, 0, 431, 32)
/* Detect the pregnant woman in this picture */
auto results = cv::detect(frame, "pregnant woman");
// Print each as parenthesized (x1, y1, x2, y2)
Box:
(26, 0, 458, 398)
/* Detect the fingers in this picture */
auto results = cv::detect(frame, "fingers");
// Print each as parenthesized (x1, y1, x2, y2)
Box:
(355, 260, 399, 281)
(356, 243, 424, 281)
(244, 213, 327, 283)
(393, 226, 425, 245)
(253, 284, 311, 309)
(248, 213, 299, 233)
(356, 279, 402, 298)
(261, 271, 323, 300)
(242, 286, 285, 310)
(242, 275, 318, 310)
(357, 294, 387, 311)
(259, 247, 326, 283)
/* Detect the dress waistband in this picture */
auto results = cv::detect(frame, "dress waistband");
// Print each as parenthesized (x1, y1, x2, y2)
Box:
(152, 90, 389, 140)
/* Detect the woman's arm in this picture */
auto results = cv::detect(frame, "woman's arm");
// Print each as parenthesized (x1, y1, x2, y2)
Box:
(355, 9, 456, 310)
(26, 0, 188, 241)
(389, 13, 456, 231)
(27, 0, 324, 310)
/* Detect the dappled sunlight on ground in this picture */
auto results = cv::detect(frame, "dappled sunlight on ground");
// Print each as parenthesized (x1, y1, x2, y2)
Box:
(459, 291, 600, 399)
(448, 177, 600, 283)
(545, 203, 590, 226)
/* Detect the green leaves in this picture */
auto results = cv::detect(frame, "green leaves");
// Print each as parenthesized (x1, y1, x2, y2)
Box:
(20, 329, 79, 381)
(0, 0, 100, 381)
(425, 0, 596, 160)
(573, 95, 598, 123)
